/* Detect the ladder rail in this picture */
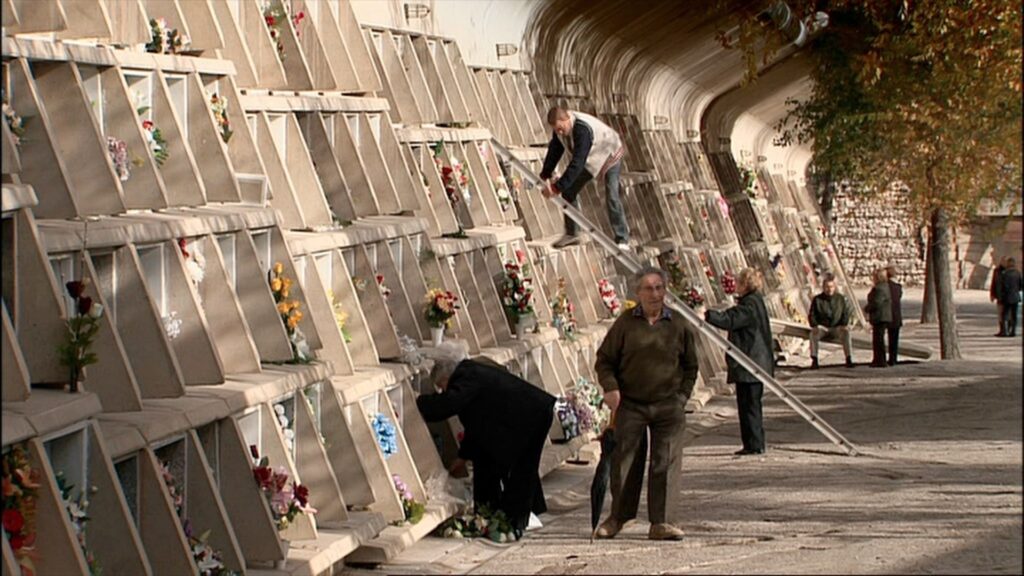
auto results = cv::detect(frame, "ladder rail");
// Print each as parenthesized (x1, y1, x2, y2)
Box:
(492, 138, 859, 457)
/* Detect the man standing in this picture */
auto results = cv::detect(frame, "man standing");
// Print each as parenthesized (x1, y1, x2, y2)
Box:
(999, 257, 1022, 337)
(885, 265, 904, 366)
(416, 344, 555, 537)
(539, 106, 630, 250)
(594, 267, 698, 541)
(865, 268, 893, 368)
(807, 273, 854, 369)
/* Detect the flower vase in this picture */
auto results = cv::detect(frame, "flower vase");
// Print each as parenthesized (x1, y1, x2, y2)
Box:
(430, 326, 444, 346)
(515, 314, 534, 338)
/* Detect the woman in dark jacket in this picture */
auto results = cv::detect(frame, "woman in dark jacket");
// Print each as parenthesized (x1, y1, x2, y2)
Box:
(416, 344, 556, 535)
(705, 268, 774, 456)
(865, 268, 893, 367)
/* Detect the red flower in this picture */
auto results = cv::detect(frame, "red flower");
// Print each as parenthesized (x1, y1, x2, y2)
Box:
(178, 238, 190, 257)
(77, 296, 94, 316)
(515, 249, 525, 262)
(250, 444, 260, 460)
(253, 465, 273, 488)
(265, 15, 275, 26)
(142, 120, 154, 130)
(294, 483, 309, 507)
(9, 535, 24, 551)
(2, 509, 24, 534)
(66, 280, 85, 299)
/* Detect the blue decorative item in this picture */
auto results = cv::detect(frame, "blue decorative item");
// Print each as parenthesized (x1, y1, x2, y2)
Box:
(372, 413, 399, 458)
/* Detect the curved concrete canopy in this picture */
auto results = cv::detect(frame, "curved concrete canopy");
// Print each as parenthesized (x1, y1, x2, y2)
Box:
(350, 0, 814, 176)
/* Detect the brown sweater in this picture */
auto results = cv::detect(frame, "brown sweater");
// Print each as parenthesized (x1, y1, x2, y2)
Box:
(595, 306, 699, 403)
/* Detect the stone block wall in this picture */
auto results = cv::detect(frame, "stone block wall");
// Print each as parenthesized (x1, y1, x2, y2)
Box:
(830, 186, 927, 287)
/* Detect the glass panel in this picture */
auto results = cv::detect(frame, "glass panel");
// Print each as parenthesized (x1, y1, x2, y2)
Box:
(367, 113, 381, 142)
(217, 234, 236, 290)
(44, 426, 89, 502)
(268, 113, 287, 159)
(345, 114, 359, 145)
(79, 65, 103, 134)
(195, 423, 219, 488)
(90, 251, 116, 324)
(136, 245, 166, 315)
(114, 456, 139, 525)
(2, 215, 15, 326)
(123, 71, 152, 120)
(313, 252, 332, 291)
(250, 230, 272, 274)
(237, 409, 261, 463)
(164, 74, 188, 139)
(49, 254, 77, 316)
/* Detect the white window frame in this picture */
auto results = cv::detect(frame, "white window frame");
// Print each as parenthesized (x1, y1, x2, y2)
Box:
(163, 73, 189, 139)
(237, 407, 262, 464)
(49, 253, 78, 317)
(79, 66, 103, 134)
(42, 422, 91, 504)
(267, 113, 287, 160)
(313, 251, 332, 292)
(216, 234, 236, 290)
(345, 114, 359, 146)
(123, 71, 153, 121)
(250, 230, 272, 274)
(89, 250, 117, 324)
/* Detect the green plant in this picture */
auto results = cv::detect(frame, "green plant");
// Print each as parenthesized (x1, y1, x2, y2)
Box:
(58, 280, 103, 392)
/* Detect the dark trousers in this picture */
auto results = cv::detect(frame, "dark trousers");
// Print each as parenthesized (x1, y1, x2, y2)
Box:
(610, 397, 685, 525)
(735, 382, 765, 452)
(871, 322, 890, 365)
(1003, 302, 1019, 336)
(472, 413, 551, 530)
(609, 431, 649, 522)
(887, 325, 901, 366)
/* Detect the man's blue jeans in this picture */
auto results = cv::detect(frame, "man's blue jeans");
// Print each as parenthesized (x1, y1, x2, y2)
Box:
(560, 162, 630, 243)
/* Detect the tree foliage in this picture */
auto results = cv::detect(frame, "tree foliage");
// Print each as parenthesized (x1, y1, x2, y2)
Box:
(768, 0, 1022, 219)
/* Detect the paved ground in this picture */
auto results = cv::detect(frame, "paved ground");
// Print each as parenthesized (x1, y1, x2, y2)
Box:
(343, 289, 1022, 575)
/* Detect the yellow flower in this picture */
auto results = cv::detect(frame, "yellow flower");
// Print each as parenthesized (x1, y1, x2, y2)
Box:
(287, 316, 299, 329)
(624, 299, 638, 310)
(271, 278, 283, 292)
(291, 310, 303, 323)
(280, 288, 290, 299)
(277, 302, 291, 315)
(282, 277, 293, 289)
(273, 262, 284, 275)
(290, 300, 301, 311)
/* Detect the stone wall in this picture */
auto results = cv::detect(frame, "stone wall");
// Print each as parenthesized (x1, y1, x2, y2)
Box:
(830, 186, 927, 287)
(831, 186, 1022, 289)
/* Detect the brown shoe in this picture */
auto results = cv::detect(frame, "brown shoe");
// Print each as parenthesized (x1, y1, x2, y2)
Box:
(648, 523, 685, 541)
(594, 518, 623, 539)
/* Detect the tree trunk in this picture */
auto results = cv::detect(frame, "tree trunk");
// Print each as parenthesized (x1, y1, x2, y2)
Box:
(930, 207, 961, 360)
(921, 231, 938, 324)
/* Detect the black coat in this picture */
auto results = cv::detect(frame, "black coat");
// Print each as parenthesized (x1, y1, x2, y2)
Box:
(1000, 268, 1022, 304)
(888, 280, 903, 327)
(416, 359, 556, 472)
(705, 291, 775, 384)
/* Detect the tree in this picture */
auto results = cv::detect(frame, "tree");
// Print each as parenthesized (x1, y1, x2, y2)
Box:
(735, 0, 1022, 359)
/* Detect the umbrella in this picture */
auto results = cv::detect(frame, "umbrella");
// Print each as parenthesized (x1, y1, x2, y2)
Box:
(590, 414, 648, 540)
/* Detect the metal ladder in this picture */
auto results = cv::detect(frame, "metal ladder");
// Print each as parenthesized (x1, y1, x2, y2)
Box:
(491, 138, 859, 457)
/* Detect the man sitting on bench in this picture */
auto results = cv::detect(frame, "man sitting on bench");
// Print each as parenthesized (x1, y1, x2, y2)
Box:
(808, 274, 854, 369)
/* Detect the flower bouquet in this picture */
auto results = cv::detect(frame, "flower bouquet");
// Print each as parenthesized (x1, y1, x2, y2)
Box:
(663, 253, 686, 295)
(146, 18, 190, 54)
(371, 413, 398, 458)
(721, 271, 737, 295)
(107, 136, 131, 181)
(501, 250, 535, 335)
(56, 472, 100, 575)
(376, 273, 392, 301)
(3, 444, 40, 575)
(59, 279, 104, 392)
(597, 278, 622, 317)
(184, 521, 235, 576)
(209, 93, 233, 144)
(250, 446, 314, 531)
(681, 282, 705, 309)
(263, 2, 304, 60)
(158, 460, 185, 518)
(549, 278, 577, 341)
(140, 113, 169, 167)
(270, 262, 310, 363)
(326, 290, 352, 343)
(440, 159, 471, 206)
(494, 176, 513, 212)
(392, 475, 424, 525)
(437, 505, 517, 543)
(424, 288, 459, 328)
(2, 98, 26, 147)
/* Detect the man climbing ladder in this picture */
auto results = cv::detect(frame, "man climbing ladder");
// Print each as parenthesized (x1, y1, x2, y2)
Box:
(492, 137, 860, 457)
(540, 106, 631, 251)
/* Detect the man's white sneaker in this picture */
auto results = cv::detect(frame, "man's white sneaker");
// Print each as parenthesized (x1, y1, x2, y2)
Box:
(616, 242, 631, 252)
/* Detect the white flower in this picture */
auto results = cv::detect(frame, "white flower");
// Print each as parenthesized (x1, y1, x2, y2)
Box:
(88, 303, 104, 318)
(278, 415, 289, 427)
(185, 258, 205, 285)
(162, 312, 182, 340)
(274, 404, 286, 416)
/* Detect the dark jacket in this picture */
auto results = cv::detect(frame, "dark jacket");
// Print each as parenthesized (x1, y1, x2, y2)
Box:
(705, 291, 775, 384)
(865, 282, 892, 325)
(416, 359, 556, 469)
(1000, 268, 1022, 304)
(808, 293, 850, 328)
(539, 111, 622, 192)
(888, 280, 903, 327)
(990, 265, 1005, 301)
